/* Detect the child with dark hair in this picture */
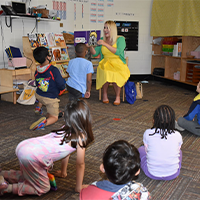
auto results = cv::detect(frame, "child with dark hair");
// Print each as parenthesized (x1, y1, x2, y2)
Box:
(138, 105, 183, 181)
(80, 140, 150, 200)
(176, 81, 200, 136)
(66, 43, 94, 101)
(0, 100, 94, 196)
(30, 46, 66, 130)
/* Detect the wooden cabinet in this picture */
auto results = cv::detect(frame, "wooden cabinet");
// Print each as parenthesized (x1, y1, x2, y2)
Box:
(151, 36, 200, 86)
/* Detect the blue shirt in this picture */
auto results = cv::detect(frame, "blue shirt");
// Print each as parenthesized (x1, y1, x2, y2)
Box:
(66, 57, 94, 94)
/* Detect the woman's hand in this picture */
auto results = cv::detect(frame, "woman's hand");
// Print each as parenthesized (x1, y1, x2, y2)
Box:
(85, 43, 90, 48)
(52, 170, 67, 178)
(97, 39, 106, 46)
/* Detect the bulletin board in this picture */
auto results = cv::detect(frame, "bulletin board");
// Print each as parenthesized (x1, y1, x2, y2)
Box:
(115, 21, 139, 51)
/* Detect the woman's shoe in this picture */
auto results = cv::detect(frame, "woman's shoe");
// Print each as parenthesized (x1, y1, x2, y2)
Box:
(113, 101, 120, 106)
(103, 100, 109, 104)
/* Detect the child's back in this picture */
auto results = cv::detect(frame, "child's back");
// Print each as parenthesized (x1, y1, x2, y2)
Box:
(138, 105, 183, 180)
(67, 57, 93, 94)
(66, 43, 93, 100)
(143, 128, 182, 177)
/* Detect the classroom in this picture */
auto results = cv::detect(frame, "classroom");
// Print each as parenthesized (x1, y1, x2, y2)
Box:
(0, 0, 200, 199)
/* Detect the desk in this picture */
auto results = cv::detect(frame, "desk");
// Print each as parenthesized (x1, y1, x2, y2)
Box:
(0, 86, 19, 104)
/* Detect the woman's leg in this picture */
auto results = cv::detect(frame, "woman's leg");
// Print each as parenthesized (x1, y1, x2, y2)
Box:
(102, 82, 109, 102)
(112, 83, 121, 103)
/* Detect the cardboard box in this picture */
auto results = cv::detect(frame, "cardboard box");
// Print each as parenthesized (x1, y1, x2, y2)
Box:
(33, 9, 49, 18)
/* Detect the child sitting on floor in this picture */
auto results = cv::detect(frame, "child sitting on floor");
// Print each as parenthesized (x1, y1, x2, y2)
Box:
(29, 46, 66, 130)
(0, 100, 94, 196)
(66, 43, 94, 101)
(177, 81, 200, 136)
(80, 140, 150, 200)
(138, 105, 183, 181)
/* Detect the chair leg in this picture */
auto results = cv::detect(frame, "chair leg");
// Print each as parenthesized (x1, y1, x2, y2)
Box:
(99, 89, 101, 101)
(122, 86, 125, 102)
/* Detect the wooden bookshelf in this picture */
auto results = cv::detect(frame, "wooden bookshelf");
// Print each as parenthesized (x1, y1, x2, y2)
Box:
(151, 36, 200, 86)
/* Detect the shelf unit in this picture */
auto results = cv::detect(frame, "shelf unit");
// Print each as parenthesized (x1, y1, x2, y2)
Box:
(151, 36, 200, 86)
(2, 15, 57, 32)
(23, 36, 70, 79)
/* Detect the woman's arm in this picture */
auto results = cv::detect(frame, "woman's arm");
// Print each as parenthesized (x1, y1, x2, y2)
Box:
(75, 138, 86, 192)
(97, 39, 117, 54)
(115, 36, 126, 55)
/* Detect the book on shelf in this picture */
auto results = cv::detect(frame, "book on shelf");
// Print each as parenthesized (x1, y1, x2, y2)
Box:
(45, 32, 56, 47)
(27, 33, 39, 48)
(52, 47, 61, 61)
(178, 43, 182, 57)
(38, 33, 48, 47)
(5, 46, 22, 59)
(55, 64, 68, 77)
(61, 48, 69, 60)
(54, 33, 66, 47)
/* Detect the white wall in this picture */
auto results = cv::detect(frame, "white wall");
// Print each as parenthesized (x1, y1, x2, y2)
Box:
(0, 0, 153, 74)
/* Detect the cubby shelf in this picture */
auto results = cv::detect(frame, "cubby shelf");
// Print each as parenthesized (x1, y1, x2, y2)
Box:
(151, 36, 200, 86)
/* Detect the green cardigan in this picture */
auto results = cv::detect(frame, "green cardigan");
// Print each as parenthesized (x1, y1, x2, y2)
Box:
(92, 36, 126, 64)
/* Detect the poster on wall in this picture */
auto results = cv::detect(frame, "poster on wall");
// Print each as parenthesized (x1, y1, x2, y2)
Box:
(90, 1, 97, 23)
(115, 21, 139, 51)
(97, 0, 104, 23)
(53, 1, 66, 20)
(107, 0, 114, 8)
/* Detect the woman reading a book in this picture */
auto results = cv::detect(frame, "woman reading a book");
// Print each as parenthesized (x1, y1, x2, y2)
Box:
(88, 20, 130, 106)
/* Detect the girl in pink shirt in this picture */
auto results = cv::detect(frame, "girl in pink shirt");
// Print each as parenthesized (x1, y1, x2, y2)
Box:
(0, 100, 94, 196)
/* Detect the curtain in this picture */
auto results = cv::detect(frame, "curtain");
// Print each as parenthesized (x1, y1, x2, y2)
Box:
(150, 0, 200, 36)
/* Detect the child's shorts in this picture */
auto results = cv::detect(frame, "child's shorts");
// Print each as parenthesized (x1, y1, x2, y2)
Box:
(36, 93, 60, 117)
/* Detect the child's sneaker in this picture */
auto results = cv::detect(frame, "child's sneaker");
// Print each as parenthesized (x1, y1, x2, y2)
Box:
(29, 117, 47, 130)
(0, 176, 8, 196)
(34, 106, 43, 115)
(175, 120, 185, 131)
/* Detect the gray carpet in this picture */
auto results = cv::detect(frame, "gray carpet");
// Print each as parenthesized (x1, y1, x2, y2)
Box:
(0, 80, 199, 199)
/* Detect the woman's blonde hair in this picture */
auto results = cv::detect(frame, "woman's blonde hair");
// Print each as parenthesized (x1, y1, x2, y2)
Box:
(103, 20, 118, 45)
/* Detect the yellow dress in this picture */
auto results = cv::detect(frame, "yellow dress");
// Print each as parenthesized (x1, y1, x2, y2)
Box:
(96, 43, 130, 90)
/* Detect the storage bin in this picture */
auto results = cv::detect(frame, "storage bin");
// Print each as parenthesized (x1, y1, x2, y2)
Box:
(174, 71, 180, 80)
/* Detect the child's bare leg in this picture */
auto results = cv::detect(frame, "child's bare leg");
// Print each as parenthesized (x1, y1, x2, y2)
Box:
(37, 102, 43, 109)
(46, 114, 58, 126)
(53, 155, 70, 178)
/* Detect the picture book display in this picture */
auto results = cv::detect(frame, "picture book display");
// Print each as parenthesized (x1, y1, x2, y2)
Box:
(38, 33, 48, 47)
(61, 48, 69, 60)
(55, 64, 68, 78)
(52, 47, 61, 61)
(45, 32, 56, 47)
(27, 33, 39, 47)
(54, 33, 66, 47)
